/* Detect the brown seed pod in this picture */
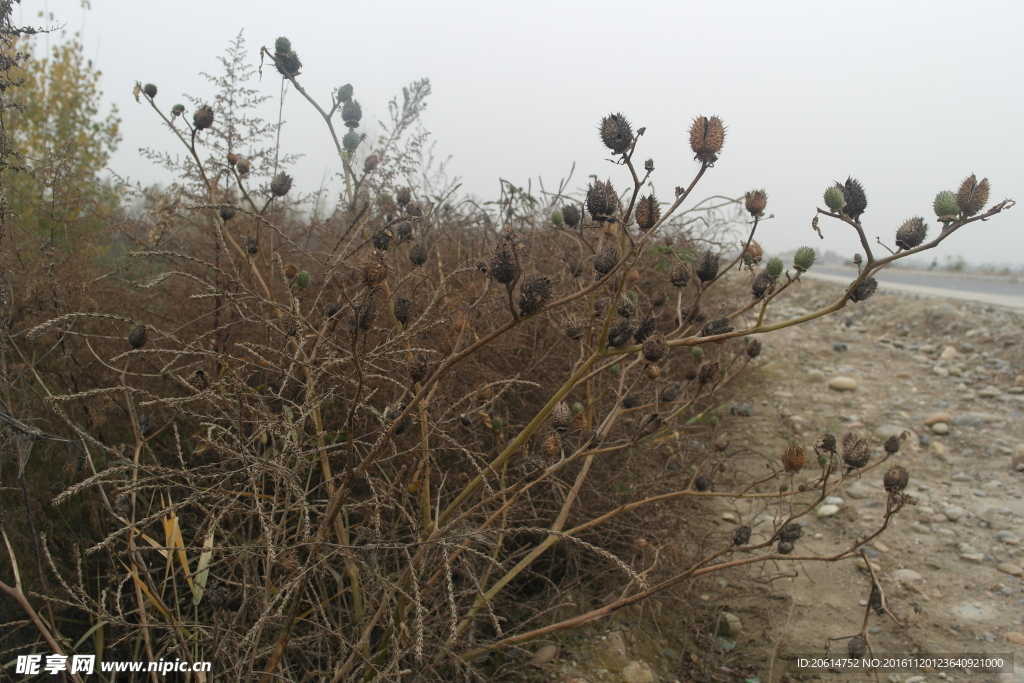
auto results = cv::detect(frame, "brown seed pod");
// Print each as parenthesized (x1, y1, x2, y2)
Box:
(847, 636, 867, 660)
(669, 262, 688, 288)
(372, 229, 393, 251)
(562, 204, 581, 228)
(776, 541, 795, 555)
(645, 364, 661, 380)
(746, 339, 763, 358)
(660, 384, 680, 403)
(236, 158, 251, 176)
(839, 177, 868, 221)
(616, 294, 635, 318)
(409, 243, 428, 267)
(283, 263, 298, 280)
(782, 443, 807, 473)
(488, 239, 519, 284)
(689, 115, 726, 163)
(270, 172, 293, 198)
(128, 325, 148, 349)
(143, 83, 157, 98)
(393, 298, 411, 326)
(607, 320, 634, 348)
(696, 251, 719, 284)
(883, 434, 901, 455)
(550, 402, 572, 431)
(633, 317, 656, 344)
(586, 179, 619, 220)
(363, 153, 379, 173)
(396, 187, 412, 205)
(694, 474, 712, 491)
(752, 270, 774, 299)
(883, 464, 909, 493)
(701, 317, 733, 338)
(362, 257, 389, 287)
(732, 525, 752, 546)
(697, 359, 720, 386)
(635, 195, 660, 231)
(956, 174, 990, 217)
(815, 432, 837, 454)
(743, 239, 764, 266)
(895, 216, 928, 250)
(226, 152, 239, 166)
(598, 113, 633, 154)
(651, 291, 667, 307)
(193, 104, 215, 131)
(540, 433, 562, 459)
(850, 276, 878, 303)
(570, 411, 587, 431)
(593, 244, 619, 276)
(564, 316, 585, 340)
(779, 523, 803, 543)
(518, 276, 552, 316)
(219, 206, 236, 221)
(842, 433, 870, 470)
(869, 587, 883, 615)
(621, 393, 639, 409)
(744, 189, 768, 217)
(408, 354, 428, 384)
(642, 333, 667, 363)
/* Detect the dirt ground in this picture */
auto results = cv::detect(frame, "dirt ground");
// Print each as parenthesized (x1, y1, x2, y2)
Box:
(527, 277, 1024, 683)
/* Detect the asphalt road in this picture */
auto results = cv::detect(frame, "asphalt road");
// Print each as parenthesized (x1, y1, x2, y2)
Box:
(805, 265, 1024, 311)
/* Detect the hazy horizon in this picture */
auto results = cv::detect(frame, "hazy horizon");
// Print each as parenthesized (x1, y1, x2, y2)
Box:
(18, 0, 1024, 266)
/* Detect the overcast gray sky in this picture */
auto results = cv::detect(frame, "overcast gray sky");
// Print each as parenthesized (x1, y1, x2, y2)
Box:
(23, 0, 1024, 267)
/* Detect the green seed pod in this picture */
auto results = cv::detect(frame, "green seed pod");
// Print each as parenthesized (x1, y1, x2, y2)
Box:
(793, 246, 816, 273)
(691, 346, 704, 359)
(143, 83, 157, 98)
(933, 190, 959, 218)
(490, 417, 504, 430)
(707, 415, 719, 428)
(294, 270, 310, 290)
(599, 113, 633, 154)
(823, 185, 846, 213)
(608, 364, 621, 376)
(551, 209, 564, 226)
(171, 104, 185, 117)
(571, 402, 584, 413)
(337, 83, 354, 102)
(342, 131, 361, 151)
(342, 99, 362, 128)
(766, 257, 783, 279)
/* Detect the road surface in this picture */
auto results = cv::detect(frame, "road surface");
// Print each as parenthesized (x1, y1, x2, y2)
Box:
(804, 265, 1024, 311)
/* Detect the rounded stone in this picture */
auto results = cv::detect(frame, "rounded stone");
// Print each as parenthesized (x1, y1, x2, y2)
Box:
(931, 422, 949, 435)
(828, 377, 858, 392)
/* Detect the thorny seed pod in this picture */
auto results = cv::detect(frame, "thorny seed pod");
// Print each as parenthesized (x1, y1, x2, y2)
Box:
(884, 435, 901, 455)
(337, 83, 354, 102)
(635, 195, 660, 231)
(644, 158, 654, 172)
(680, 303, 705, 323)
(236, 158, 251, 176)
(607, 320, 634, 348)
(357, 295, 378, 331)
(138, 414, 157, 437)
(219, 206, 236, 221)
(933, 190, 959, 218)
(956, 174, 990, 217)
(661, 384, 680, 403)
(113, 493, 131, 518)
(171, 104, 185, 117)
(839, 177, 868, 222)
(593, 299, 607, 314)
(848, 636, 867, 660)
(732, 525, 752, 546)
(869, 587, 883, 615)
(651, 291, 667, 307)
(746, 339, 763, 358)
(270, 172, 293, 198)
(343, 131, 361, 151)
(393, 298, 411, 326)
(396, 221, 413, 241)
(283, 316, 300, 338)
(520, 455, 546, 480)
(793, 246, 816, 273)
(895, 217, 928, 250)
(540, 433, 562, 459)
(409, 354, 428, 384)
(564, 316, 585, 340)
(698, 360, 720, 386)
(550, 402, 572, 431)
(616, 294, 635, 318)
(409, 243, 428, 267)
(884, 464, 909, 493)
(562, 204, 581, 228)
(374, 229, 393, 250)
(701, 317, 733, 338)
(593, 244, 619, 276)
(765, 257, 783, 279)
(396, 187, 412, 206)
(193, 105, 215, 131)
(694, 474, 712, 492)
(518, 276, 553, 316)
(691, 347, 704, 359)
(143, 83, 157, 98)
(714, 434, 730, 452)
(782, 443, 807, 473)
(669, 262, 688, 288)
(489, 238, 519, 285)
(777, 541, 795, 555)
(245, 236, 259, 255)
(586, 179, 619, 220)
(363, 257, 390, 287)
(696, 251, 719, 284)
(779, 523, 803, 543)
(744, 189, 768, 218)
(188, 369, 208, 391)
(742, 240, 764, 266)
(274, 43, 302, 77)
(364, 154, 379, 173)
(842, 433, 871, 470)
(642, 333, 667, 363)
(815, 432, 837, 454)
(752, 270, 774, 299)
(342, 99, 363, 128)
(205, 580, 229, 609)
(295, 270, 310, 290)
(599, 113, 633, 154)
(284, 263, 298, 280)
(689, 115, 726, 163)
(823, 185, 846, 213)
(128, 325, 148, 349)
(850, 276, 878, 303)
(621, 393, 639, 409)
